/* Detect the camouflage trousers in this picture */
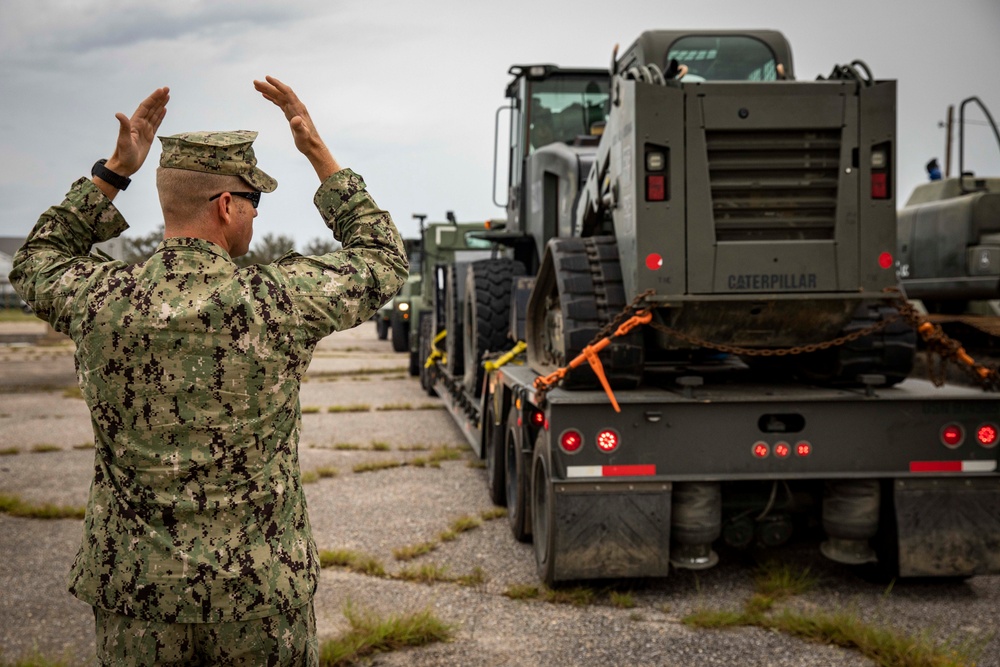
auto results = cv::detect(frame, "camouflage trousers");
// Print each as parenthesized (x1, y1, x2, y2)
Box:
(93, 602, 318, 666)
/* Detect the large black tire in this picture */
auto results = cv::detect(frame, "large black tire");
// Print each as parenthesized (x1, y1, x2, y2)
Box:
(445, 264, 464, 377)
(484, 393, 507, 506)
(375, 317, 388, 340)
(796, 303, 916, 387)
(418, 312, 437, 397)
(531, 430, 556, 586)
(527, 236, 644, 389)
(462, 259, 526, 396)
(408, 348, 420, 377)
(505, 408, 531, 542)
(391, 316, 409, 353)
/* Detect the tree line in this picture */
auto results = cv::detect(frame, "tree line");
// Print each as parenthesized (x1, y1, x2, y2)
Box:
(121, 227, 340, 267)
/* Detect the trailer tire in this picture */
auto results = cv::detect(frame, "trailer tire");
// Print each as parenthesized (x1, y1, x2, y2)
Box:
(462, 259, 525, 396)
(445, 265, 464, 377)
(391, 316, 409, 353)
(418, 312, 437, 397)
(484, 394, 506, 506)
(505, 408, 531, 542)
(376, 317, 388, 340)
(408, 348, 420, 377)
(531, 431, 557, 586)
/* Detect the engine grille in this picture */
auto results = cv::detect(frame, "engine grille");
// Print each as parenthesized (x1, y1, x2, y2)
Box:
(706, 129, 842, 241)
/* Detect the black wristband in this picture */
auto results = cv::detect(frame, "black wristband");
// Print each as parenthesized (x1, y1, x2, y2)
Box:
(91, 159, 131, 191)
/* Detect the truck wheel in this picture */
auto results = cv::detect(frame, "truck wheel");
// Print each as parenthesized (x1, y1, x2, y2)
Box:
(462, 259, 526, 397)
(531, 431, 557, 586)
(484, 393, 506, 506)
(376, 317, 388, 340)
(445, 265, 464, 377)
(391, 317, 409, 353)
(418, 312, 437, 397)
(408, 348, 419, 377)
(505, 408, 531, 542)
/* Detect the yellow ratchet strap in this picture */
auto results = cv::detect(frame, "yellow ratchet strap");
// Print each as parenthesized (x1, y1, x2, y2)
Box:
(484, 341, 527, 372)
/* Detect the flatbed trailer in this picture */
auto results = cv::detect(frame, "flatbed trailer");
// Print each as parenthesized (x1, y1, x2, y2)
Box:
(432, 362, 1000, 584)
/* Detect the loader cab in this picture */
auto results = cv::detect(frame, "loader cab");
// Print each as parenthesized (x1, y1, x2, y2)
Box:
(616, 30, 795, 82)
(501, 65, 610, 271)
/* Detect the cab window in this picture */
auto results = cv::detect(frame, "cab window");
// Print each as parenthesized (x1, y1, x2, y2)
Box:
(668, 36, 778, 82)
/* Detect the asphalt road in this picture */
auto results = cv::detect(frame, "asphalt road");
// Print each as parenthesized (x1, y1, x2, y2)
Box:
(1, 320, 998, 666)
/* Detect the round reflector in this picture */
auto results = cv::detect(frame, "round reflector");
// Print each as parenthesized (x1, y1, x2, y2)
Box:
(976, 423, 998, 448)
(774, 442, 790, 458)
(645, 253, 663, 271)
(752, 442, 769, 459)
(795, 441, 812, 457)
(559, 430, 583, 454)
(878, 252, 893, 269)
(596, 429, 620, 453)
(941, 423, 965, 448)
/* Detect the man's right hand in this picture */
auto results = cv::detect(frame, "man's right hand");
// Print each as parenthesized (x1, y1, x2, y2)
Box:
(253, 76, 340, 182)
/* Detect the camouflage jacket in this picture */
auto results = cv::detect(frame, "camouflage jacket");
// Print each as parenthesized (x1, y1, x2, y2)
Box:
(10, 169, 407, 623)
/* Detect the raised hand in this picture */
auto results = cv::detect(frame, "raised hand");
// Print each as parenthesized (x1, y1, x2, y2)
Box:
(253, 76, 339, 181)
(106, 87, 170, 178)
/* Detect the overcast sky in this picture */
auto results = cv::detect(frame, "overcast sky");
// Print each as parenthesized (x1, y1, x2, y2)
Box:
(2, 0, 999, 251)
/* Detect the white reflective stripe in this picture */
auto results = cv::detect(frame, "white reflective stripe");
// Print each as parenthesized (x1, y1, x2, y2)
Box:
(962, 460, 998, 472)
(566, 466, 604, 478)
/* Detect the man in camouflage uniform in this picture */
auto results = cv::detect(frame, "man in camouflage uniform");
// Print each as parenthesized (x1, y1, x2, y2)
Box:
(10, 77, 407, 665)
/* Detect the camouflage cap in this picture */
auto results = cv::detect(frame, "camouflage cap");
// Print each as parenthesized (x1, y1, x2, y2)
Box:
(158, 130, 277, 193)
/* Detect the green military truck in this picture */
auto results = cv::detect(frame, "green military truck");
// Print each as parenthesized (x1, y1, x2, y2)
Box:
(411, 217, 500, 391)
(420, 30, 1000, 585)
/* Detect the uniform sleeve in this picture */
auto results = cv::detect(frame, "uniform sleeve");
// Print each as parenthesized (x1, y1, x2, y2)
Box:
(9, 178, 129, 335)
(263, 169, 408, 341)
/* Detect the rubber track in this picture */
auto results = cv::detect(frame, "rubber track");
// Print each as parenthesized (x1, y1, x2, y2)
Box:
(797, 304, 916, 386)
(549, 236, 644, 389)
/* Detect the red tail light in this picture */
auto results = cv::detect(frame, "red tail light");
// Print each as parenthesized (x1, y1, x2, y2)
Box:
(773, 442, 790, 458)
(530, 411, 545, 427)
(941, 424, 965, 448)
(795, 441, 812, 457)
(559, 430, 583, 454)
(752, 442, 769, 459)
(596, 429, 620, 453)
(976, 423, 998, 448)
(878, 252, 893, 269)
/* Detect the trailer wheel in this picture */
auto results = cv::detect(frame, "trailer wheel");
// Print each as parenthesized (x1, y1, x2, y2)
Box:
(532, 431, 557, 586)
(391, 316, 409, 353)
(375, 317, 388, 340)
(505, 408, 531, 542)
(484, 393, 506, 506)
(418, 312, 437, 397)
(462, 259, 525, 396)
(445, 265, 464, 377)
(408, 348, 419, 377)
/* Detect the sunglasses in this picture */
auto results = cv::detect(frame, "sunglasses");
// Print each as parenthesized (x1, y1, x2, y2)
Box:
(209, 191, 261, 209)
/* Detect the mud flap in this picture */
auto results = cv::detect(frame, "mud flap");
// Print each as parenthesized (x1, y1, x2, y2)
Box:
(895, 477, 1000, 577)
(552, 481, 672, 581)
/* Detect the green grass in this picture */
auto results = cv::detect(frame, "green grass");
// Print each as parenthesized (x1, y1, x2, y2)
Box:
(353, 460, 403, 474)
(0, 309, 37, 323)
(398, 444, 429, 452)
(334, 443, 363, 450)
(609, 591, 636, 609)
(319, 603, 452, 667)
(315, 466, 339, 479)
(301, 406, 322, 414)
(479, 507, 507, 521)
(0, 447, 20, 456)
(681, 561, 981, 666)
(376, 403, 413, 411)
(301, 471, 320, 484)
(455, 566, 487, 587)
(30, 444, 61, 453)
(0, 646, 74, 666)
(393, 541, 438, 561)
(328, 404, 371, 413)
(318, 549, 386, 577)
(396, 563, 452, 584)
(370, 442, 391, 451)
(0, 493, 85, 520)
(61, 386, 83, 399)
(503, 584, 596, 606)
(72, 442, 95, 450)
